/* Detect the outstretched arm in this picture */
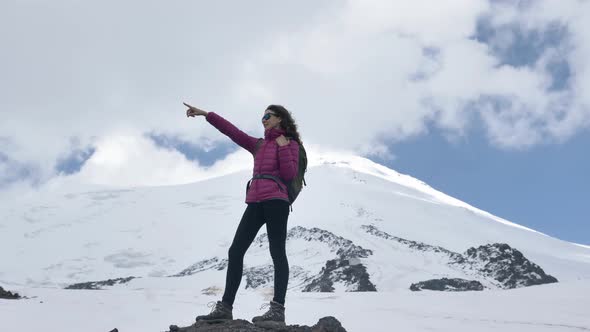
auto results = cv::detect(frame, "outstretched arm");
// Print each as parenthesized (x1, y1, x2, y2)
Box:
(205, 112, 259, 154)
(185, 102, 259, 154)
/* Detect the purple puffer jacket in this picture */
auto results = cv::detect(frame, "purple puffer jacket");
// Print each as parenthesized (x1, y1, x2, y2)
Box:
(206, 112, 299, 204)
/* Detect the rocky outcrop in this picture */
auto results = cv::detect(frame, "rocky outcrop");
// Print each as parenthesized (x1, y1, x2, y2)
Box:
(458, 243, 558, 288)
(362, 224, 559, 290)
(171, 226, 376, 293)
(0, 286, 21, 299)
(303, 258, 376, 292)
(65, 276, 136, 290)
(167, 316, 347, 332)
(361, 224, 464, 262)
(410, 278, 484, 291)
(244, 265, 308, 290)
(255, 226, 373, 259)
(244, 265, 274, 289)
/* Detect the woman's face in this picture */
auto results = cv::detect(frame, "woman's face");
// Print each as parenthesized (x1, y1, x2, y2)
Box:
(262, 109, 281, 130)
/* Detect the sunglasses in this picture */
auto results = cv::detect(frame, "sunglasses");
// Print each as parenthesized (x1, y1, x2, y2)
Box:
(262, 113, 277, 121)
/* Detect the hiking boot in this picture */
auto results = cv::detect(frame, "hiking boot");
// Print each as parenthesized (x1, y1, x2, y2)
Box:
(195, 300, 233, 323)
(252, 300, 285, 327)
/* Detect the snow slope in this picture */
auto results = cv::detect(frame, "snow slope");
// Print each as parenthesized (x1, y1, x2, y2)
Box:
(1, 153, 590, 331)
(2, 279, 590, 331)
(2, 154, 590, 286)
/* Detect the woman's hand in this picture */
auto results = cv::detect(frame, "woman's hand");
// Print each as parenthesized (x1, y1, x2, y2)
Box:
(276, 135, 290, 146)
(184, 102, 208, 117)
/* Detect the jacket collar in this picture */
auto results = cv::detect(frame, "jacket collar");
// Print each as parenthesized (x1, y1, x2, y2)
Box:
(264, 127, 286, 141)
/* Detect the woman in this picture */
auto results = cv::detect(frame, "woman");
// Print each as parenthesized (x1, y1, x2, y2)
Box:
(184, 102, 301, 327)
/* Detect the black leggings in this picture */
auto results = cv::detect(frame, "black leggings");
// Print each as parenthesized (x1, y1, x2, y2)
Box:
(222, 199, 290, 306)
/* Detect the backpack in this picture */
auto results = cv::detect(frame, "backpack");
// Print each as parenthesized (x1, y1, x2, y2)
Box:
(247, 137, 307, 210)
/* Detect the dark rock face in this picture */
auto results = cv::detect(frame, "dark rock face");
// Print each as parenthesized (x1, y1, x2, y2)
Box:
(410, 278, 484, 291)
(64, 276, 136, 290)
(244, 265, 274, 289)
(173, 226, 376, 293)
(460, 243, 559, 288)
(303, 258, 377, 292)
(164, 224, 557, 295)
(279, 227, 375, 292)
(167, 316, 347, 332)
(0, 286, 21, 299)
(362, 224, 559, 290)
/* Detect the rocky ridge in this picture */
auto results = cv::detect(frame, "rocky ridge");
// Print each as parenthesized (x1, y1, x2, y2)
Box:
(65, 276, 136, 290)
(63, 224, 558, 293)
(410, 278, 484, 291)
(0, 285, 21, 299)
(361, 224, 558, 290)
(166, 316, 347, 332)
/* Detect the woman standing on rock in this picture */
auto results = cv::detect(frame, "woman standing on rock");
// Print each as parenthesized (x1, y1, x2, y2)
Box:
(184, 102, 301, 327)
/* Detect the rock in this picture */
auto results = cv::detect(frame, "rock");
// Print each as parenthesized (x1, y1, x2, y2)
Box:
(166, 316, 347, 332)
(244, 265, 309, 290)
(64, 276, 136, 290)
(171, 226, 375, 293)
(410, 278, 484, 291)
(281, 226, 373, 259)
(312, 316, 348, 332)
(362, 224, 559, 290)
(361, 224, 464, 263)
(461, 243, 559, 288)
(303, 258, 377, 292)
(0, 285, 21, 299)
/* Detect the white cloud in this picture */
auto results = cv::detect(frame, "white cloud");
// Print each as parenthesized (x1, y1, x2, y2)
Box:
(57, 130, 253, 187)
(236, 0, 590, 152)
(2, 0, 590, 189)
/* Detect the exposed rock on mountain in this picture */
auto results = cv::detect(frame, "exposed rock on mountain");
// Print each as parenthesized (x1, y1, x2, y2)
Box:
(459, 243, 559, 288)
(171, 226, 376, 293)
(65, 276, 136, 290)
(62, 226, 557, 294)
(361, 224, 464, 262)
(410, 278, 484, 291)
(0, 286, 21, 299)
(255, 226, 373, 259)
(303, 258, 376, 292)
(362, 224, 558, 290)
(244, 265, 309, 290)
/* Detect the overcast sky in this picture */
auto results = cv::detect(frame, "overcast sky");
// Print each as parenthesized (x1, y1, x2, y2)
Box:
(2, 1, 589, 244)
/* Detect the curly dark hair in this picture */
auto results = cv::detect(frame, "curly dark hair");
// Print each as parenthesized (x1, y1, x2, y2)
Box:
(266, 104, 302, 144)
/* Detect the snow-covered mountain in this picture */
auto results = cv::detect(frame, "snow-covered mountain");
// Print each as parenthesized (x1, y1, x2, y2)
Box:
(3, 153, 590, 331)
(2, 153, 589, 294)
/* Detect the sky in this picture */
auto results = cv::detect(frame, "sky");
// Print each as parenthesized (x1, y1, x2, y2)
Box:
(1, 0, 589, 244)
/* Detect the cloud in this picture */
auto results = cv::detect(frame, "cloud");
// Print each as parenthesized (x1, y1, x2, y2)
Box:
(2, 0, 590, 189)
(56, 130, 254, 188)
(235, 0, 590, 152)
